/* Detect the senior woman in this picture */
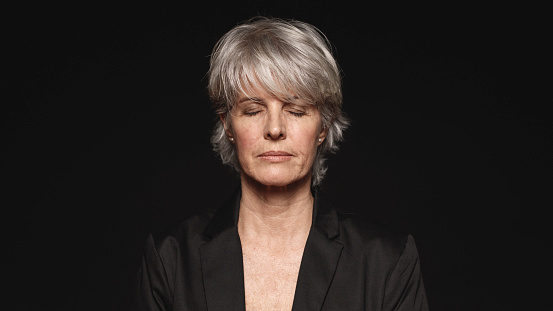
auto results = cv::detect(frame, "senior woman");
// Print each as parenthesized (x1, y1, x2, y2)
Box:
(136, 17, 429, 310)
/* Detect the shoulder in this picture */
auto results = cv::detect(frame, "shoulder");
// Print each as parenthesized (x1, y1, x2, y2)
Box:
(145, 186, 241, 255)
(335, 210, 413, 260)
(146, 209, 216, 255)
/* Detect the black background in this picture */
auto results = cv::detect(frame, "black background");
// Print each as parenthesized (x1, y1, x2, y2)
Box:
(3, 3, 551, 310)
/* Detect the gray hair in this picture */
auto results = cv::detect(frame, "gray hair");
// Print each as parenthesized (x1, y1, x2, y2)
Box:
(208, 17, 349, 187)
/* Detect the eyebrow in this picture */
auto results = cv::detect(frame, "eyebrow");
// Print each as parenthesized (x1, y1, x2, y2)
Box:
(237, 97, 264, 104)
(237, 95, 302, 104)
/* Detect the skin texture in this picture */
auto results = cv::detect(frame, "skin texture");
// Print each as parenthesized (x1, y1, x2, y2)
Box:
(223, 89, 326, 189)
(220, 87, 327, 310)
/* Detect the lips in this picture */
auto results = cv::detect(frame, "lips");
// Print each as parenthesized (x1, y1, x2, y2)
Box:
(258, 151, 292, 156)
(258, 151, 293, 162)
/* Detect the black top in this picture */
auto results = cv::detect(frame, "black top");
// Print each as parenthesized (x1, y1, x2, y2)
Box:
(135, 188, 429, 310)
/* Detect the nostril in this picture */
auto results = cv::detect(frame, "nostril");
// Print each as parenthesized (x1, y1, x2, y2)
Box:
(266, 132, 284, 139)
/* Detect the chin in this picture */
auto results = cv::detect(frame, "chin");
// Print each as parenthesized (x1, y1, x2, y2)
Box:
(260, 178, 296, 187)
(252, 170, 309, 188)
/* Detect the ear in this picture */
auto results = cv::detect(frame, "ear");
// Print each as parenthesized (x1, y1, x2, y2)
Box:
(219, 114, 233, 139)
(317, 126, 328, 145)
(219, 114, 227, 130)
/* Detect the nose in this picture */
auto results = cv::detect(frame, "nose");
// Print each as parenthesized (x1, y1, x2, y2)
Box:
(264, 109, 286, 140)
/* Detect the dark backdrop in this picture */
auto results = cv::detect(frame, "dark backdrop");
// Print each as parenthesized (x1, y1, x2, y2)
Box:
(3, 3, 551, 310)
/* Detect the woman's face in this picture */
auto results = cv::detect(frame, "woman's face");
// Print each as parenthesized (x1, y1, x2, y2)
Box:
(224, 88, 326, 187)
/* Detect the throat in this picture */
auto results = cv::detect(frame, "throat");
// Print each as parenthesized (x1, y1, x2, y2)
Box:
(237, 183, 314, 240)
(237, 181, 314, 310)
(240, 227, 309, 311)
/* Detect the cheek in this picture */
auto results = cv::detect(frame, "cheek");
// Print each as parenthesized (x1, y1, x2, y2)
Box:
(293, 125, 320, 157)
(233, 124, 258, 153)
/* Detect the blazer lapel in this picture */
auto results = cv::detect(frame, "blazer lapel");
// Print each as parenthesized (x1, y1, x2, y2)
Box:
(198, 188, 343, 311)
(199, 188, 246, 311)
(292, 193, 344, 311)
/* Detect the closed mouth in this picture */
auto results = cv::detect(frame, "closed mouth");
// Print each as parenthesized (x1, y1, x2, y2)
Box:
(258, 151, 293, 162)
(258, 151, 292, 157)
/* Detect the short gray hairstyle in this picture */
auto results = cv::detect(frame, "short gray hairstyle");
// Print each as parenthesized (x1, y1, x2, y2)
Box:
(208, 17, 349, 187)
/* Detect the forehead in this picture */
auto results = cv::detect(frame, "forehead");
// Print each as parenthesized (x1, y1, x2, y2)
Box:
(235, 75, 311, 104)
(232, 67, 315, 104)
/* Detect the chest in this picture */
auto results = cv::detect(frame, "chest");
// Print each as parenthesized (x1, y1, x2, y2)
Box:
(241, 244, 305, 311)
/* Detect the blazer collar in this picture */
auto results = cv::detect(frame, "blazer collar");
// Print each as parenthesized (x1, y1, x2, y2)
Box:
(200, 187, 245, 310)
(203, 186, 242, 239)
(293, 190, 344, 310)
(200, 186, 343, 311)
(203, 186, 340, 239)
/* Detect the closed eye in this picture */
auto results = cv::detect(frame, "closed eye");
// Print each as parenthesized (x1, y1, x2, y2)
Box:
(289, 111, 305, 117)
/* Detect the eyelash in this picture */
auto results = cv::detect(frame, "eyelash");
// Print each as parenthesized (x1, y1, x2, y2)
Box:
(289, 111, 305, 117)
(244, 111, 305, 117)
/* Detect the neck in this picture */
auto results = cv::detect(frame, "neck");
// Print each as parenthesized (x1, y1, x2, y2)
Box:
(238, 173, 313, 241)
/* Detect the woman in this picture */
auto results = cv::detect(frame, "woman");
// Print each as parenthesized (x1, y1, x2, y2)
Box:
(136, 17, 429, 310)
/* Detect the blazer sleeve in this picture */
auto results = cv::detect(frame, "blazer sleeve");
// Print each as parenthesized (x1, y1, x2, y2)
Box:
(383, 235, 429, 311)
(134, 234, 173, 311)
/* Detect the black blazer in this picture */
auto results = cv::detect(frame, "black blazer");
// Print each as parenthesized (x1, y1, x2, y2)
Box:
(135, 188, 429, 310)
